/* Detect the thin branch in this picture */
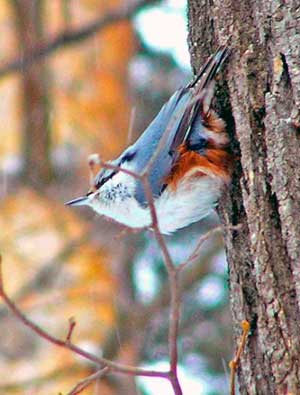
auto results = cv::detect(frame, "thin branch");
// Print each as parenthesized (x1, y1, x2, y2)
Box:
(179, 223, 242, 271)
(140, 176, 182, 395)
(229, 320, 250, 395)
(6, 155, 183, 394)
(66, 317, 76, 343)
(0, 256, 168, 380)
(144, 235, 220, 317)
(67, 367, 109, 395)
(178, 225, 223, 270)
(141, 177, 174, 268)
(90, 158, 183, 395)
(127, 106, 137, 145)
(167, 269, 181, 392)
(0, 0, 159, 78)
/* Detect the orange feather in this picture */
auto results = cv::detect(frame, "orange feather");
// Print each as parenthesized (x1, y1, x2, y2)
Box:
(166, 144, 232, 189)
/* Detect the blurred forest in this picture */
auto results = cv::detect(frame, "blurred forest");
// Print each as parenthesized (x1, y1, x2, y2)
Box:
(0, 1, 233, 394)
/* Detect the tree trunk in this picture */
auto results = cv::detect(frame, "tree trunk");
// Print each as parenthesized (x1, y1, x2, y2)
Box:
(188, 1, 300, 394)
(13, 0, 53, 186)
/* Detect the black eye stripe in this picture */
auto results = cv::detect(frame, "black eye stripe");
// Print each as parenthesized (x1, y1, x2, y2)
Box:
(121, 151, 136, 163)
(96, 171, 116, 188)
(94, 151, 135, 189)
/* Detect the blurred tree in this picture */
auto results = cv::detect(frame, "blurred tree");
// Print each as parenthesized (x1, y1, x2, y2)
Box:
(12, 0, 52, 186)
(188, 0, 300, 393)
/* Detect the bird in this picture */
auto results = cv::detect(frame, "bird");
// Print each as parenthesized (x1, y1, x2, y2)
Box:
(65, 47, 231, 235)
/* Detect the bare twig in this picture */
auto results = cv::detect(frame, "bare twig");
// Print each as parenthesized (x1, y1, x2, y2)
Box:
(0, 0, 158, 78)
(178, 225, 223, 270)
(127, 106, 137, 145)
(96, 159, 183, 394)
(144, 235, 220, 318)
(66, 317, 76, 343)
(3, 154, 184, 393)
(141, 176, 182, 395)
(229, 320, 250, 395)
(99, 160, 143, 181)
(179, 223, 242, 271)
(88, 154, 101, 191)
(0, 255, 168, 379)
(67, 367, 109, 395)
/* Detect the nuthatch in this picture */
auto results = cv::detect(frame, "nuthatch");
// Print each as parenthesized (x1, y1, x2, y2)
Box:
(66, 47, 231, 234)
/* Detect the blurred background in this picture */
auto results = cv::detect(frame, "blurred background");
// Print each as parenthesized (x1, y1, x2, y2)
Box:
(0, 1, 233, 394)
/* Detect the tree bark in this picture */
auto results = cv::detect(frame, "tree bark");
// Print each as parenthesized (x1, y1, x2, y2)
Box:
(188, 1, 300, 394)
(12, 0, 53, 186)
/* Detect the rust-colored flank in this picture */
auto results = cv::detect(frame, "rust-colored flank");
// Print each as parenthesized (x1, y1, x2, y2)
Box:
(166, 111, 232, 189)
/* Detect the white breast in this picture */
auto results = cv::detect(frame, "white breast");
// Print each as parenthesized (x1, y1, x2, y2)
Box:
(154, 175, 223, 234)
(88, 168, 224, 234)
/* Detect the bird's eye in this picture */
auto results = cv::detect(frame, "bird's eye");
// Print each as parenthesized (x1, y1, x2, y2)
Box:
(121, 151, 136, 163)
(96, 173, 115, 189)
(98, 176, 108, 188)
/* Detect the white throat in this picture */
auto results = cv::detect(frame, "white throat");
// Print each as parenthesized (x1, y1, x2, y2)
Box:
(86, 164, 223, 234)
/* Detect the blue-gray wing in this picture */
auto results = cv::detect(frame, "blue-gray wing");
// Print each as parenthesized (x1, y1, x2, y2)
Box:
(131, 46, 230, 205)
(132, 89, 191, 204)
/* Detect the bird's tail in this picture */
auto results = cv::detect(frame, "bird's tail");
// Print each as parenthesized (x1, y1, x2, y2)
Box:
(169, 46, 230, 154)
(188, 46, 230, 90)
(188, 46, 230, 113)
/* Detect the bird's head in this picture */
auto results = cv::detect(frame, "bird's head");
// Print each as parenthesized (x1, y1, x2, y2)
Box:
(65, 148, 137, 211)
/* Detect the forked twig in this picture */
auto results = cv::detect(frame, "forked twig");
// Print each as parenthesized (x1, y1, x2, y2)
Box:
(179, 223, 242, 271)
(0, 256, 168, 379)
(0, 153, 184, 394)
(97, 159, 183, 395)
(178, 225, 223, 270)
(67, 367, 109, 395)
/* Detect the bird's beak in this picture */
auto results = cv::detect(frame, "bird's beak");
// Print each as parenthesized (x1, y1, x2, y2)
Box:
(65, 196, 88, 206)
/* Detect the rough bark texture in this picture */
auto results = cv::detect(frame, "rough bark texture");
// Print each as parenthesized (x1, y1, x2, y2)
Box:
(13, 0, 53, 186)
(188, 1, 300, 394)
